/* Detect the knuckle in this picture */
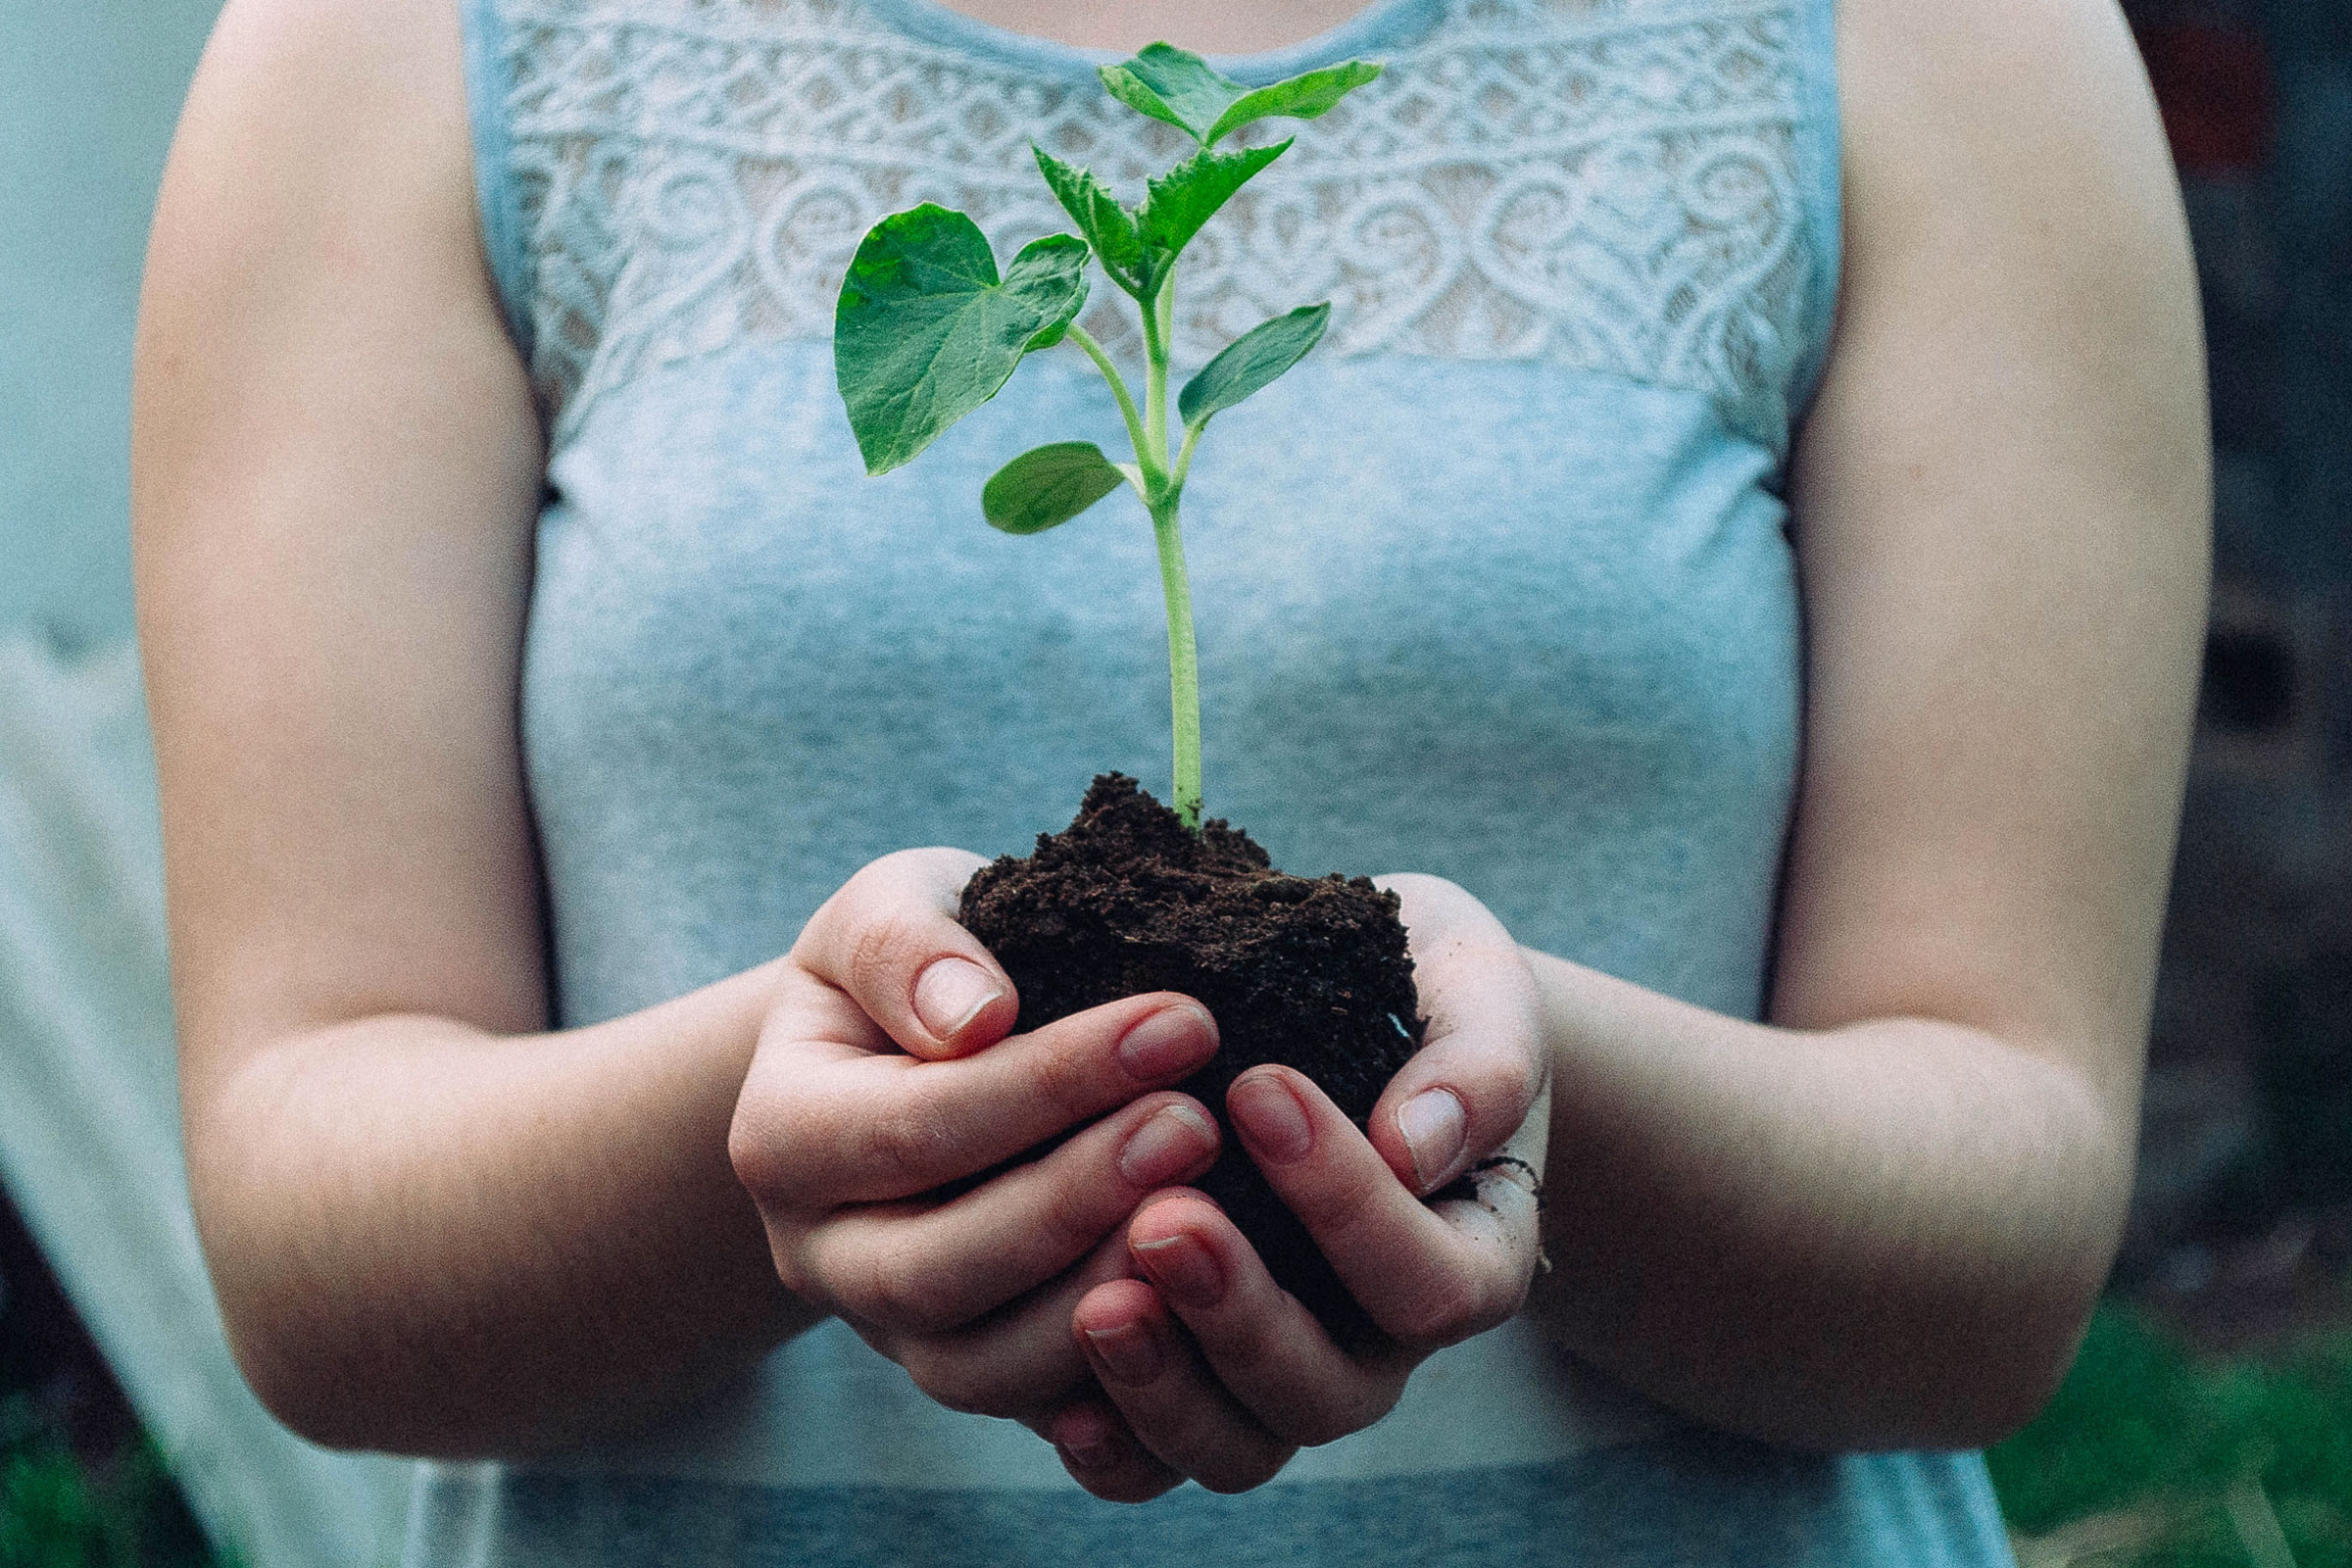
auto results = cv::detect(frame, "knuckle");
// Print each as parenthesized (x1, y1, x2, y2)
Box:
(1288, 1177, 1379, 1250)
(1269, 1390, 1351, 1449)
(727, 1105, 801, 1208)
(844, 916, 913, 1009)
(1038, 1166, 1113, 1254)
(842, 1240, 945, 1334)
(1283, 1417, 1343, 1450)
(1195, 1446, 1290, 1495)
(769, 1245, 817, 1307)
(1484, 1254, 1536, 1325)
(797, 868, 884, 965)
(1286, 1403, 1361, 1450)
(1028, 1038, 1105, 1129)
(1385, 1275, 1484, 1348)
(858, 1099, 954, 1194)
(900, 1343, 1010, 1417)
(1463, 1040, 1537, 1114)
(1192, 1311, 1284, 1395)
(727, 1116, 776, 1200)
(1334, 1378, 1407, 1442)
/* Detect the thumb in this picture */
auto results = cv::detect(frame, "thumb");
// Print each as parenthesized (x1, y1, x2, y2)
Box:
(793, 847, 1018, 1059)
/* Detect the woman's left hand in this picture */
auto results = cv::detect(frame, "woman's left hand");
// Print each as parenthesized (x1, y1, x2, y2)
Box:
(1044, 873, 1551, 1499)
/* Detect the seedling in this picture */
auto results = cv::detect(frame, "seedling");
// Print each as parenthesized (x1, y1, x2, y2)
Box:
(834, 43, 1382, 829)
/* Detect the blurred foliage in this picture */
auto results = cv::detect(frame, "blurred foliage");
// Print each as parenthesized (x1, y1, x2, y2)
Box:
(0, 1397, 228, 1568)
(1993, 1302, 2352, 1567)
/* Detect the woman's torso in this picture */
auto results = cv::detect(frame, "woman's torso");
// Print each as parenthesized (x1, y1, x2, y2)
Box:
(409, 0, 2015, 1559)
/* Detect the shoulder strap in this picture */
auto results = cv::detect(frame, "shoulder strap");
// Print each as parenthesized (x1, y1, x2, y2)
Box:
(458, 0, 536, 363)
(1784, 0, 1845, 432)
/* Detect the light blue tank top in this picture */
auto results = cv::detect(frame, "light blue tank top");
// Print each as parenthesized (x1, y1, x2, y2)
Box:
(415, 0, 2019, 1560)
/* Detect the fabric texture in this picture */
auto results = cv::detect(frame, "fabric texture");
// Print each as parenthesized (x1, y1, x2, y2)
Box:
(418, 0, 2022, 1560)
(487, 0, 1838, 452)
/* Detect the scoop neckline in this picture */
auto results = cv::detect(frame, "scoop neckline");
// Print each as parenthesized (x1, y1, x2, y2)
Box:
(856, 0, 1439, 84)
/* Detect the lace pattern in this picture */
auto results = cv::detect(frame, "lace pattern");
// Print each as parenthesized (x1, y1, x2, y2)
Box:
(495, 0, 1822, 448)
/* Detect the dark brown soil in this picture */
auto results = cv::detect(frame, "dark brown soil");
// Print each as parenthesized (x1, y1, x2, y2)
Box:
(959, 773, 1424, 1344)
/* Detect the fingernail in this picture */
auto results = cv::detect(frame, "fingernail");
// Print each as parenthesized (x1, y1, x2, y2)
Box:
(913, 957, 1002, 1042)
(1061, 1432, 1115, 1470)
(1133, 1231, 1224, 1309)
(1229, 1073, 1313, 1164)
(1054, 1408, 1116, 1470)
(1117, 1004, 1217, 1081)
(1119, 1102, 1218, 1188)
(1083, 1320, 1166, 1387)
(1398, 1089, 1467, 1193)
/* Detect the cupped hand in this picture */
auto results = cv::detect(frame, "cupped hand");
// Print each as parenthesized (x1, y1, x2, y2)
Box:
(727, 848, 1227, 1427)
(1048, 873, 1551, 1499)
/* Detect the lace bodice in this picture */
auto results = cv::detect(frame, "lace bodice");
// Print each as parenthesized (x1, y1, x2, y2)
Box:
(487, 0, 1830, 451)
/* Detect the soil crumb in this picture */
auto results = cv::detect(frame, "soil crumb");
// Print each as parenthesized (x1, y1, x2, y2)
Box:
(960, 774, 1424, 1342)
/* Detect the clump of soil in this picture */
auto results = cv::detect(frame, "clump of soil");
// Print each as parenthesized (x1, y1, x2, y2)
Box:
(959, 773, 1423, 1343)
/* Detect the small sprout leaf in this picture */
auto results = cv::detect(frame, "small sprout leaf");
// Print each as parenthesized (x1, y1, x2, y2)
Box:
(1033, 147, 1150, 296)
(1204, 61, 1383, 146)
(982, 442, 1128, 534)
(1098, 43, 1249, 145)
(1139, 141, 1290, 272)
(1098, 43, 1380, 146)
(1178, 302, 1331, 427)
(834, 208, 1091, 474)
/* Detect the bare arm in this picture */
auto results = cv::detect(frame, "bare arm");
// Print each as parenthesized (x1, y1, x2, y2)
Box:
(1520, 0, 2208, 1449)
(138, 0, 1223, 1459)
(133, 0, 821, 1453)
(140, 0, 1506, 1483)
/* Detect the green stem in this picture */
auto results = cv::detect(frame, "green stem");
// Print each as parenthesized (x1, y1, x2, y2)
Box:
(1139, 267, 1197, 824)
(1064, 323, 1153, 481)
(1141, 273, 1173, 471)
(1150, 490, 1202, 829)
(1171, 418, 1203, 490)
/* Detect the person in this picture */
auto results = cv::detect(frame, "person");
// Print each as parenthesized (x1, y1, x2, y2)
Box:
(128, 0, 2208, 1558)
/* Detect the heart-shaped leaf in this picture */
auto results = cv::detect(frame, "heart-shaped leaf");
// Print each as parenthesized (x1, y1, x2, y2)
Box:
(834, 207, 1091, 475)
(1099, 43, 1380, 147)
(1033, 148, 1150, 297)
(1139, 140, 1290, 272)
(982, 441, 1129, 533)
(1178, 302, 1331, 427)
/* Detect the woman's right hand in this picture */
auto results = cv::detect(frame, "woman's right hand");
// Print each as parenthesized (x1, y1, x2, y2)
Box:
(728, 848, 1225, 1432)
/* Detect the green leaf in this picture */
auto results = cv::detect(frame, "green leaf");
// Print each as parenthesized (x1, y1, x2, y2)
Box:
(1098, 43, 1381, 147)
(1178, 302, 1331, 426)
(1099, 43, 1246, 145)
(1205, 61, 1383, 147)
(1138, 140, 1289, 272)
(982, 442, 1128, 534)
(1032, 147, 1149, 296)
(834, 207, 1091, 475)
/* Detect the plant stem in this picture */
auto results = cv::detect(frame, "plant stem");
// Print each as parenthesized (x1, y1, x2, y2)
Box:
(1064, 323, 1153, 482)
(1138, 268, 1200, 826)
(1149, 489, 1203, 829)
(1171, 418, 1202, 489)
(1141, 272, 1172, 471)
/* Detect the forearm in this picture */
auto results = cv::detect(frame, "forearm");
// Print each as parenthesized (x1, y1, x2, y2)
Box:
(185, 960, 818, 1457)
(1522, 948, 2133, 1452)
